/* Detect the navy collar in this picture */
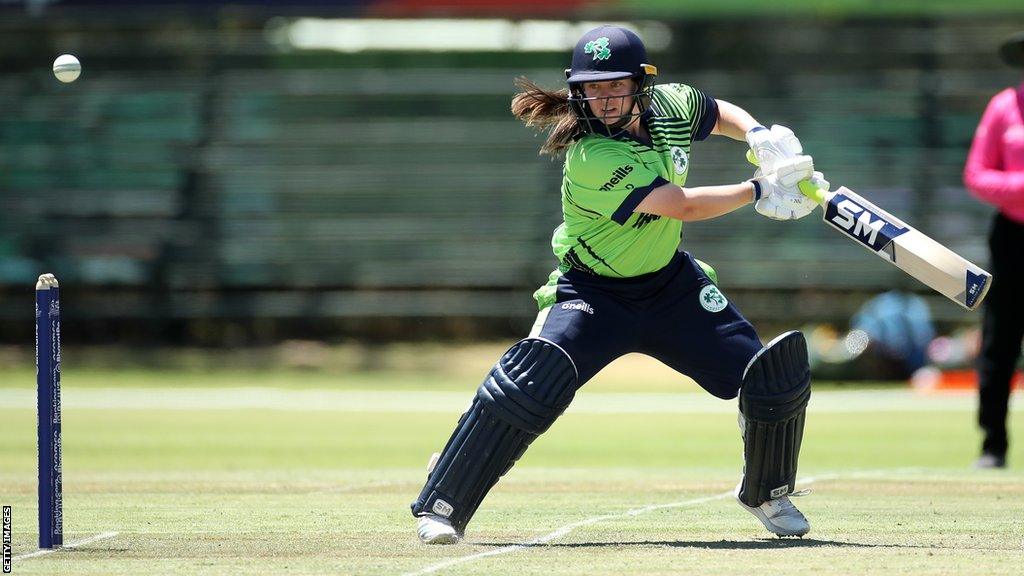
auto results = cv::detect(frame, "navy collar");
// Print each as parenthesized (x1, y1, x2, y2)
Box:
(610, 109, 655, 147)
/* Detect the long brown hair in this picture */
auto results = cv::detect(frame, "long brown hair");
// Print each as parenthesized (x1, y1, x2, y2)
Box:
(510, 77, 583, 156)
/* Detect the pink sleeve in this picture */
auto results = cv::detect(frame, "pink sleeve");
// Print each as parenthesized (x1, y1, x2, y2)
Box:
(963, 91, 1024, 207)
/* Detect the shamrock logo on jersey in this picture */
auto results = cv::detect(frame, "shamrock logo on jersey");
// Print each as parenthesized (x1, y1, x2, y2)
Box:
(670, 146, 688, 175)
(584, 37, 612, 61)
(699, 285, 728, 313)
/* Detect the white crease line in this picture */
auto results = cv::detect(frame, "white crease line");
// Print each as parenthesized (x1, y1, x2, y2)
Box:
(403, 475, 834, 576)
(13, 531, 119, 561)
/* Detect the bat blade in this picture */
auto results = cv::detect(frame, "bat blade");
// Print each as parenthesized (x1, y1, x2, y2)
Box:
(810, 185, 992, 310)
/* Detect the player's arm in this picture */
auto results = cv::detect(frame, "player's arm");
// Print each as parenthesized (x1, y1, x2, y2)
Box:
(711, 99, 815, 185)
(635, 181, 755, 222)
(711, 99, 760, 140)
(963, 93, 1024, 204)
(636, 155, 819, 222)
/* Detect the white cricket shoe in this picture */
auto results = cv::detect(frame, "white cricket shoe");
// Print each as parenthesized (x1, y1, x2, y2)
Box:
(735, 483, 810, 537)
(417, 514, 461, 545)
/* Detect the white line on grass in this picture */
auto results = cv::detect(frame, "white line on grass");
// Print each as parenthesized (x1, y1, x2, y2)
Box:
(12, 531, 119, 562)
(403, 476, 834, 576)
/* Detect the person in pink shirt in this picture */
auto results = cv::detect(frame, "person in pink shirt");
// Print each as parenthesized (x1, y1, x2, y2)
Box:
(963, 31, 1024, 469)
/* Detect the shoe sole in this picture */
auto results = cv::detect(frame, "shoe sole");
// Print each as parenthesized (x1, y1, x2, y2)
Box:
(421, 532, 461, 545)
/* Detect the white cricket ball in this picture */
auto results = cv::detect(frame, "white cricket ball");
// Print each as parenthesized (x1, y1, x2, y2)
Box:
(53, 54, 81, 83)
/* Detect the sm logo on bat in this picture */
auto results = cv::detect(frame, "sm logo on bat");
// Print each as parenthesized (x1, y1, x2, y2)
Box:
(824, 193, 909, 254)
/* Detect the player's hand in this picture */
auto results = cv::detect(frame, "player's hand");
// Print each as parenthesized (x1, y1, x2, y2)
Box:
(751, 157, 819, 221)
(746, 124, 804, 174)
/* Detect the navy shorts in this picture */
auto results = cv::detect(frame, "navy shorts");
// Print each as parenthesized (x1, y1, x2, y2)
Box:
(531, 251, 763, 400)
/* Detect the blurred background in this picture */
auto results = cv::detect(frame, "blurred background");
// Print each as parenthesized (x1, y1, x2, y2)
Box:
(1, 0, 1023, 381)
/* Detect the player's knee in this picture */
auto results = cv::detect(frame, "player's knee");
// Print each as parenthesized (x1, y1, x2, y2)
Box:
(477, 338, 579, 434)
(699, 374, 742, 400)
(706, 321, 762, 400)
(742, 329, 810, 416)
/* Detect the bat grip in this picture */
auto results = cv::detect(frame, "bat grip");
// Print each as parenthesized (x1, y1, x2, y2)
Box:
(798, 180, 827, 205)
(746, 149, 827, 205)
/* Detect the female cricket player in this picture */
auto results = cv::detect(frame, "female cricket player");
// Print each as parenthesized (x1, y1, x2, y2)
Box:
(411, 25, 827, 544)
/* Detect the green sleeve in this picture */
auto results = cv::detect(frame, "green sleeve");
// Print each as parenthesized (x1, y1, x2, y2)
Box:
(564, 140, 668, 225)
(653, 83, 719, 141)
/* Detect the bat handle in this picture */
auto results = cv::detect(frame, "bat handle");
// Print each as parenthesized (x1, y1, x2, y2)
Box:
(798, 180, 827, 205)
(745, 149, 759, 167)
(746, 149, 827, 205)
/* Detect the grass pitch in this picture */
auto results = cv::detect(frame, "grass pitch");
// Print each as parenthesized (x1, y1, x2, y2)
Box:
(1, 348, 1022, 575)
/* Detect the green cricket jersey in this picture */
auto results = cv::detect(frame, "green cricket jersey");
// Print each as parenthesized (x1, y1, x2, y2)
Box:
(534, 83, 719, 309)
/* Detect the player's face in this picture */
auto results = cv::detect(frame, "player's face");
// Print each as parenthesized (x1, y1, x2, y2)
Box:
(582, 78, 637, 125)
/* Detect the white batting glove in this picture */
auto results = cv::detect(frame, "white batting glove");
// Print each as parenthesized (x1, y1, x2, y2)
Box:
(751, 158, 818, 221)
(807, 171, 830, 197)
(746, 124, 805, 175)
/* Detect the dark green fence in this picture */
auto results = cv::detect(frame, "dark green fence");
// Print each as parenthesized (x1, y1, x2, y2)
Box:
(0, 13, 1018, 341)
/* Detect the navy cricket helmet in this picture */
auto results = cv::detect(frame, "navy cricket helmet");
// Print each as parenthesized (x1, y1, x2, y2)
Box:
(565, 25, 658, 134)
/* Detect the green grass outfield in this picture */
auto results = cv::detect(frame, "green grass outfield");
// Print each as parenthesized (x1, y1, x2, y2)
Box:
(1, 349, 1022, 575)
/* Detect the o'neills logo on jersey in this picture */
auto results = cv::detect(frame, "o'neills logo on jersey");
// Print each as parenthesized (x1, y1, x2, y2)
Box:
(561, 301, 595, 314)
(599, 165, 634, 191)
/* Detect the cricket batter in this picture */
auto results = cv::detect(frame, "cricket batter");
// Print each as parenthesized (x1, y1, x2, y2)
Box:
(411, 25, 827, 544)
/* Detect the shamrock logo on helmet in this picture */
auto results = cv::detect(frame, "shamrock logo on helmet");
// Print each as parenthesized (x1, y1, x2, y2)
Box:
(584, 37, 612, 61)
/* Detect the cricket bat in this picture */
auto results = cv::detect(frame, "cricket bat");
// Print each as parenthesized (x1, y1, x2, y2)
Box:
(796, 179, 992, 311)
